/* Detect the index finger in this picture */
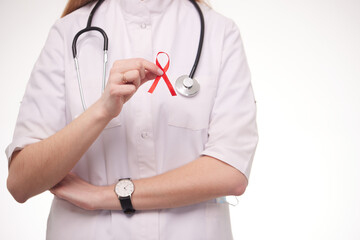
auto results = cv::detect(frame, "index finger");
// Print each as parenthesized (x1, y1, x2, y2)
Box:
(142, 60, 163, 77)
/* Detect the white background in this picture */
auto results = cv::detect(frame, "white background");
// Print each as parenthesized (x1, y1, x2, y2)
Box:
(1, 0, 359, 239)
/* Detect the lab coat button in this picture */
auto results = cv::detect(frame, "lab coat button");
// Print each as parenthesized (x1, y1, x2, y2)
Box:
(141, 132, 149, 138)
(140, 23, 147, 29)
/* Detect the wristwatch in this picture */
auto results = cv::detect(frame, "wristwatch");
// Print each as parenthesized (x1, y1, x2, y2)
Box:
(114, 178, 135, 214)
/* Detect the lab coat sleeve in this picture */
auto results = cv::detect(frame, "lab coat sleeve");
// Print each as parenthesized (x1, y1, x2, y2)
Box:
(5, 20, 66, 163)
(201, 20, 258, 180)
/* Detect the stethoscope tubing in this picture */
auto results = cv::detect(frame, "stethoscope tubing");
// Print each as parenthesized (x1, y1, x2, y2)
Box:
(72, 0, 108, 58)
(188, 0, 205, 79)
(72, 26, 108, 58)
(72, 0, 204, 110)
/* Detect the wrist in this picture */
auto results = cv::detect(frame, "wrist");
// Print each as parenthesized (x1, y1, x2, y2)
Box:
(87, 186, 104, 211)
(95, 184, 122, 211)
(115, 178, 136, 214)
(91, 100, 114, 124)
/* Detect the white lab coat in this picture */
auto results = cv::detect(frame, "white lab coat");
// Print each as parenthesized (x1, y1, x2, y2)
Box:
(6, 0, 258, 239)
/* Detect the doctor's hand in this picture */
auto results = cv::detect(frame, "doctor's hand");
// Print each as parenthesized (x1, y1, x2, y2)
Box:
(50, 172, 103, 211)
(98, 58, 163, 120)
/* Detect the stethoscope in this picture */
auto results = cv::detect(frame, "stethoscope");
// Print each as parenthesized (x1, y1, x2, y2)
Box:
(73, 0, 204, 111)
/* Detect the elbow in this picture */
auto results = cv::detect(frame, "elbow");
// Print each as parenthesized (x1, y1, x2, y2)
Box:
(228, 171, 248, 197)
(7, 175, 29, 204)
(7, 151, 30, 203)
(231, 180, 247, 196)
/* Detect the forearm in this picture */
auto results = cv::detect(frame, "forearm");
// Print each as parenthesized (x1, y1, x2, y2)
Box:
(7, 58, 162, 203)
(98, 156, 247, 211)
(7, 101, 111, 203)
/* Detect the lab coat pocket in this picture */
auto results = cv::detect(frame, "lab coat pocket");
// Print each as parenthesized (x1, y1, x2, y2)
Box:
(81, 82, 123, 129)
(104, 115, 123, 129)
(70, 109, 122, 130)
(206, 202, 233, 240)
(66, 68, 123, 129)
(68, 105, 123, 130)
(167, 76, 217, 130)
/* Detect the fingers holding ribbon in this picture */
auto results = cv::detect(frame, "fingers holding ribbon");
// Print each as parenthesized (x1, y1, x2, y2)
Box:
(98, 56, 173, 120)
(99, 58, 163, 119)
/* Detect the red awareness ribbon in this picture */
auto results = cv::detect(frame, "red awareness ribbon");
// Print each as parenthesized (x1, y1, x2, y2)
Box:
(148, 52, 177, 96)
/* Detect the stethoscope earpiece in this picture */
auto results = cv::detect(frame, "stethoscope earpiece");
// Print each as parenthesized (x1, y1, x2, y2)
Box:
(175, 75, 200, 97)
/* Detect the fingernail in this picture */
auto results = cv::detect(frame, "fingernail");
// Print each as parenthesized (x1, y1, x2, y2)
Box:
(157, 69, 164, 75)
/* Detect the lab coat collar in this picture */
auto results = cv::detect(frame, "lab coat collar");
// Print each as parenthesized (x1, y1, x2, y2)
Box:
(118, 0, 175, 15)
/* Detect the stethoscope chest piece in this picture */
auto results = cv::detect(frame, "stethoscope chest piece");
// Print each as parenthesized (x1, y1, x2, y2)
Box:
(175, 75, 200, 97)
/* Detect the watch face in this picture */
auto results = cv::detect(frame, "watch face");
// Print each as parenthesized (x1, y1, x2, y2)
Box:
(115, 179, 134, 197)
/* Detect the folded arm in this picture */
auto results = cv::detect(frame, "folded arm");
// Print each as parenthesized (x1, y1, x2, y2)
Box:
(50, 155, 247, 211)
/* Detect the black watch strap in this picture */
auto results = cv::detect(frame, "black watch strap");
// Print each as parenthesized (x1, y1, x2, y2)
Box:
(119, 196, 135, 215)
